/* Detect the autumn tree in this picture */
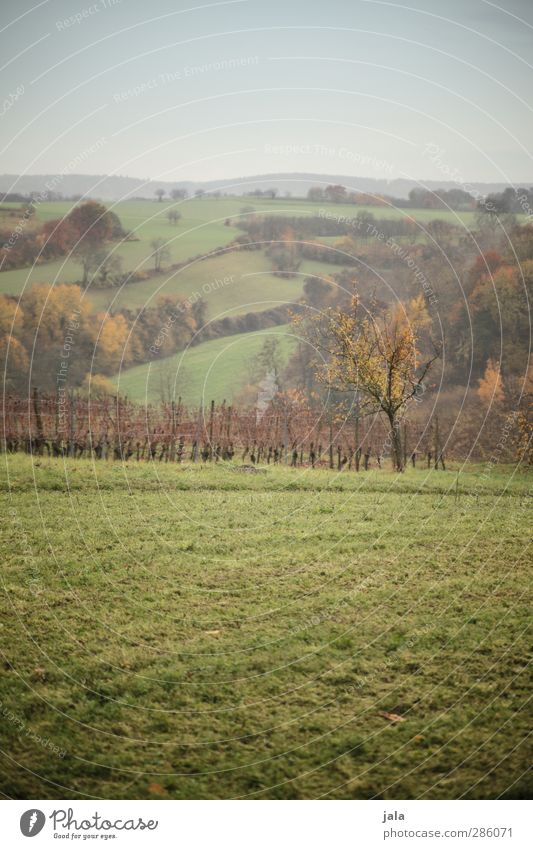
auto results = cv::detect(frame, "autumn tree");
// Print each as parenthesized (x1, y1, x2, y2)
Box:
(62, 202, 123, 286)
(67, 201, 119, 245)
(93, 312, 131, 373)
(477, 358, 505, 406)
(0, 295, 28, 391)
(80, 373, 116, 398)
(470, 261, 533, 374)
(19, 284, 96, 389)
(302, 293, 438, 471)
(325, 184, 347, 203)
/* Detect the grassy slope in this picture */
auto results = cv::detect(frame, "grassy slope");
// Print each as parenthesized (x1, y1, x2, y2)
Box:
(86, 252, 326, 317)
(114, 325, 296, 405)
(1, 455, 531, 800)
(0, 197, 482, 298)
(0, 201, 239, 296)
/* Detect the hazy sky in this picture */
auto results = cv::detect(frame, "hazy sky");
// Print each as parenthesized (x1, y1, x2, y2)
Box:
(1, 0, 532, 188)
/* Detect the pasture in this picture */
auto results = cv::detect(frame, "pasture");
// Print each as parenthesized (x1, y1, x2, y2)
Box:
(0, 196, 482, 300)
(1, 455, 530, 800)
(85, 254, 331, 317)
(113, 324, 296, 406)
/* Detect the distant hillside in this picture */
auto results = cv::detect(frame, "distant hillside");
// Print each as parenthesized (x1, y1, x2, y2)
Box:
(0, 172, 527, 202)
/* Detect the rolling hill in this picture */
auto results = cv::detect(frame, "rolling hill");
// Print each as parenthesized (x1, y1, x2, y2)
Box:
(112, 324, 296, 406)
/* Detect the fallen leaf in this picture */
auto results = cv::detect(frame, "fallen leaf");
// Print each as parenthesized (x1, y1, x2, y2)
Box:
(378, 711, 405, 723)
(204, 630, 221, 636)
(147, 783, 167, 796)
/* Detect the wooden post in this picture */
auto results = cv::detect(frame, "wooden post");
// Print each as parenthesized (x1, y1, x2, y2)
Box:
(69, 391, 76, 458)
(354, 413, 360, 471)
(329, 417, 334, 469)
(32, 387, 44, 453)
(434, 416, 440, 470)
(208, 400, 215, 460)
(226, 404, 232, 455)
(193, 404, 203, 461)
(170, 399, 176, 461)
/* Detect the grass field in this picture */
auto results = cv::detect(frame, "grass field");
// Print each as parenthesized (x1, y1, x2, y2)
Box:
(0, 200, 240, 297)
(1, 455, 531, 800)
(85, 253, 332, 317)
(113, 324, 296, 405)
(0, 196, 483, 299)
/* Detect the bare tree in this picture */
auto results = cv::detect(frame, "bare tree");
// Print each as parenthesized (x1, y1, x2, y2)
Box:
(150, 238, 171, 272)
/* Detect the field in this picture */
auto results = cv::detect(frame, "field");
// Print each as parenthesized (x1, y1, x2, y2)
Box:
(0, 196, 482, 301)
(86, 255, 333, 317)
(113, 324, 296, 405)
(0, 200, 239, 298)
(1, 455, 531, 800)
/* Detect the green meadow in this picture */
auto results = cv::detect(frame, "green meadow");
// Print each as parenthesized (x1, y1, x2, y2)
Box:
(113, 324, 296, 405)
(0, 196, 481, 300)
(1, 455, 530, 799)
(85, 254, 330, 317)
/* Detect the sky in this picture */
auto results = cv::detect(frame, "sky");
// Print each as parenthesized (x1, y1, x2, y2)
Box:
(1, 0, 532, 189)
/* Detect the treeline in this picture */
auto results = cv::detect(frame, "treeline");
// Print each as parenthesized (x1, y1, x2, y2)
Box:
(0, 285, 199, 393)
(415, 220, 533, 382)
(233, 212, 419, 242)
(232, 212, 423, 275)
(479, 186, 533, 216)
(306, 184, 476, 210)
(231, 211, 461, 275)
(200, 303, 299, 341)
(0, 284, 301, 394)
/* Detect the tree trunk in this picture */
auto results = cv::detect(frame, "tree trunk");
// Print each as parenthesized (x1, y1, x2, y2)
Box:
(389, 414, 404, 472)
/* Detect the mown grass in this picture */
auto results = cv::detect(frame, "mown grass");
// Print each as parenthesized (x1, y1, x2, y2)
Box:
(1, 455, 531, 800)
(113, 324, 296, 405)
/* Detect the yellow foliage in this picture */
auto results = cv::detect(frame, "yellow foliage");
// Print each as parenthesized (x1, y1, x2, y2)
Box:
(93, 312, 131, 370)
(477, 358, 505, 405)
(0, 295, 24, 337)
(322, 295, 421, 415)
(80, 373, 116, 397)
